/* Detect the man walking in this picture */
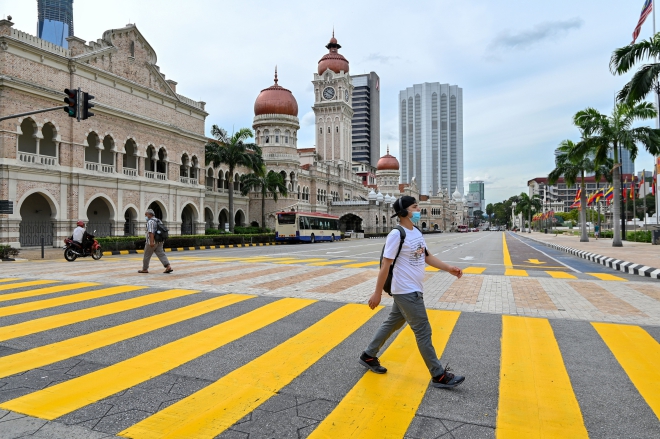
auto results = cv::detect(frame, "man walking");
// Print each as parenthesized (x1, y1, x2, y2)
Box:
(138, 209, 173, 274)
(360, 196, 465, 388)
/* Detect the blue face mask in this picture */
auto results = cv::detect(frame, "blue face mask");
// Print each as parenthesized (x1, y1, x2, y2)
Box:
(145, 216, 150, 222)
(411, 212, 421, 224)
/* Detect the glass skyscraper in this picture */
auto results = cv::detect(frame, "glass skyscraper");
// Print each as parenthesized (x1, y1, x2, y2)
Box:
(37, 0, 74, 48)
(351, 72, 380, 167)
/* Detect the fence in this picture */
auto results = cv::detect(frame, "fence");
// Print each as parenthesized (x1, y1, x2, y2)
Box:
(87, 222, 113, 237)
(19, 221, 53, 247)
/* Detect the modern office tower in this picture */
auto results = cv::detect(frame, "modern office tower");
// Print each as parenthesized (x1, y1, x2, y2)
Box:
(468, 180, 485, 211)
(609, 148, 635, 175)
(351, 72, 380, 167)
(37, 0, 74, 48)
(399, 83, 463, 195)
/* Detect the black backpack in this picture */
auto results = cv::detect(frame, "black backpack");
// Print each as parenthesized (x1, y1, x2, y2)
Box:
(153, 219, 169, 242)
(380, 226, 406, 296)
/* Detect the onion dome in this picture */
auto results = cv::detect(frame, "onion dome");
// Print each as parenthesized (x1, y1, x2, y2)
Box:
(254, 67, 299, 117)
(452, 187, 462, 201)
(376, 192, 384, 202)
(377, 146, 400, 171)
(368, 189, 377, 200)
(318, 31, 349, 75)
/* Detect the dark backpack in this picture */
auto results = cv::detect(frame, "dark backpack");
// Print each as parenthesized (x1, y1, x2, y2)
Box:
(380, 226, 406, 296)
(152, 219, 169, 242)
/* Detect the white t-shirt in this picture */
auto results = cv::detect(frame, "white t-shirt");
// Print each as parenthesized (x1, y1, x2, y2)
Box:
(72, 226, 85, 243)
(383, 226, 427, 294)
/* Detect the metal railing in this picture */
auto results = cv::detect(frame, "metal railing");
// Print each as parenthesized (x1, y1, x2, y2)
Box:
(19, 221, 53, 247)
(18, 152, 57, 166)
(87, 222, 113, 238)
(146, 171, 168, 181)
(123, 168, 138, 177)
(181, 223, 196, 235)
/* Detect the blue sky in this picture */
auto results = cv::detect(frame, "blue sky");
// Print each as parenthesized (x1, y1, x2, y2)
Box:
(3, 0, 658, 204)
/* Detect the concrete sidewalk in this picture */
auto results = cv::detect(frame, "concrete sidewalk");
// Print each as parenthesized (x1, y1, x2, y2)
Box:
(520, 231, 659, 274)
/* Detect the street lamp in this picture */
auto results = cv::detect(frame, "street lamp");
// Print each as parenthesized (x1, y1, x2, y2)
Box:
(511, 201, 517, 231)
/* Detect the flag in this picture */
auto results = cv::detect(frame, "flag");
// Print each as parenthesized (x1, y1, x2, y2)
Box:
(653, 172, 657, 196)
(573, 188, 581, 203)
(594, 188, 604, 202)
(623, 178, 628, 200)
(604, 186, 614, 204)
(587, 192, 597, 206)
(632, 0, 653, 44)
(639, 172, 645, 189)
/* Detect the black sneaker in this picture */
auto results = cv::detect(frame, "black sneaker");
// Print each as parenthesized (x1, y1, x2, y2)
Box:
(431, 364, 464, 388)
(359, 352, 387, 374)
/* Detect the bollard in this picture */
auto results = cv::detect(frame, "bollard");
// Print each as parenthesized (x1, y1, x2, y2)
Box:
(41, 236, 44, 259)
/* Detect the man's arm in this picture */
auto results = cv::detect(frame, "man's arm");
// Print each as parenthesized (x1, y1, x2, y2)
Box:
(148, 232, 155, 247)
(425, 253, 463, 279)
(368, 257, 392, 310)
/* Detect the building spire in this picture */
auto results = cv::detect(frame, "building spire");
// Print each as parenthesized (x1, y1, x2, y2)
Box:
(274, 65, 278, 85)
(387, 145, 390, 155)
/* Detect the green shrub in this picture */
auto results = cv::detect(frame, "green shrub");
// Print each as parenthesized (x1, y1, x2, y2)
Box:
(0, 245, 20, 259)
(96, 233, 276, 251)
(234, 226, 270, 234)
(625, 231, 652, 243)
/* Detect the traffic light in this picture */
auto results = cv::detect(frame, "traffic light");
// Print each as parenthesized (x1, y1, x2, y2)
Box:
(63, 88, 78, 118)
(82, 92, 95, 120)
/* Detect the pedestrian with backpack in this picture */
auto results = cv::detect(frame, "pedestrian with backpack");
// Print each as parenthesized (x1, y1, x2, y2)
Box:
(359, 196, 465, 388)
(138, 209, 173, 274)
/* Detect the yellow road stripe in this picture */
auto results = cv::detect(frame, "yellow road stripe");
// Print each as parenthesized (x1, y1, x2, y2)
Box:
(425, 266, 441, 272)
(546, 271, 577, 279)
(587, 273, 626, 281)
(273, 258, 325, 264)
(0, 278, 20, 283)
(308, 259, 355, 266)
(0, 289, 199, 342)
(593, 323, 660, 420)
(119, 303, 379, 439)
(0, 280, 59, 292)
(463, 267, 487, 274)
(342, 261, 380, 268)
(0, 285, 145, 318)
(0, 283, 98, 303)
(497, 316, 588, 438)
(2, 297, 311, 419)
(308, 310, 459, 439)
(504, 269, 528, 277)
(502, 232, 513, 269)
(0, 292, 246, 380)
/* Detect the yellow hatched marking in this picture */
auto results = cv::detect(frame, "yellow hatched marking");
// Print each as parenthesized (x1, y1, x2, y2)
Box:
(546, 271, 577, 279)
(0, 285, 145, 318)
(273, 258, 325, 264)
(0, 280, 59, 292)
(342, 261, 380, 268)
(0, 283, 98, 303)
(505, 269, 528, 277)
(308, 310, 459, 439)
(587, 273, 626, 282)
(425, 266, 441, 272)
(502, 232, 513, 269)
(2, 297, 312, 420)
(0, 278, 20, 283)
(307, 259, 355, 266)
(0, 289, 199, 343)
(497, 316, 588, 438)
(593, 323, 660, 420)
(463, 267, 487, 274)
(119, 303, 379, 439)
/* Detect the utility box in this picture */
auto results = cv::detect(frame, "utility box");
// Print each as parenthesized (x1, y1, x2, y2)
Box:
(652, 228, 660, 245)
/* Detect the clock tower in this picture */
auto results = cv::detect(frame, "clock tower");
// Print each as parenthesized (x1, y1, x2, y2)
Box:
(313, 33, 354, 164)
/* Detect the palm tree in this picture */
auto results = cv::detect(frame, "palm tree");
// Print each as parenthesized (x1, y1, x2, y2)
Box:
(240, 167, 288, 231)
(205, 126, 263, 233)
(610, 33, 660, 103)
(515, 192, 541, 233)
(573, 103, 660, 246)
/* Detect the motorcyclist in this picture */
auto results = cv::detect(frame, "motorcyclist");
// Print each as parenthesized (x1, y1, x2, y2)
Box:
(72, 221, 91, 254)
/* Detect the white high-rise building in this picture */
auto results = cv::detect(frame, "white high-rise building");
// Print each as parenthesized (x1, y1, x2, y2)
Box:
(399, 83, 463, 196)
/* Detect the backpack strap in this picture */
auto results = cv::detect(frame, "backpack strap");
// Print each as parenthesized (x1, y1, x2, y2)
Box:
(391, 225, 406, 268)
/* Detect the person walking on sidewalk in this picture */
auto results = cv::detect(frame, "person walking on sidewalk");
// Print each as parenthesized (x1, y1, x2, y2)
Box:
(138, 209, 173, 274)
(360, 196, 465, 389)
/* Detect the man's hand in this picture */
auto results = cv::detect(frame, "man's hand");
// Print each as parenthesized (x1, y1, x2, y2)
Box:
(149, 240, 156, 248)
(368, 292, 381, 310)
(448, 266, 463, 279)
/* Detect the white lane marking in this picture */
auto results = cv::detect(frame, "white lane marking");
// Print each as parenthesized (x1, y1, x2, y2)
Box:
(460, 256, 474, 260)
(508, 233, 581, 273)
(326, 251, 347, 254)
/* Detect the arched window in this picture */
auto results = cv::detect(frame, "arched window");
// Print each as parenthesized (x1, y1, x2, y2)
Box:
(327, 127, 331, 134)
(319, 127, 323, 135)
(100, 136, 115, 169)
(234, 173, 240, 191)
(123, 139, 137, 170)
(130, 41, 135, 57)
(18, 118, 37, 154)
(85, 132, 100, 163)
(336, 126, 339, 133)
(285, 130, 290, 144)
(275, 130, 280, 143)
(264, 129, 270, 144)
(180, 154, 189, 177)
(224, 171, 229, 189)
(190, 156, 199, 179)
(40, 123, 57, 157)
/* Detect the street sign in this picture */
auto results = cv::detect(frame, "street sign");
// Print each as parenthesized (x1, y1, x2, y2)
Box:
(0, 200, 13, 214)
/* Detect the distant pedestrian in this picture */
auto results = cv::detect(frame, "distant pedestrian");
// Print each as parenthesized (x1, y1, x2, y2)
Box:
(138, 209, 173, 274)
(594, 224, 600, 240)
(360, 196, 465, 389)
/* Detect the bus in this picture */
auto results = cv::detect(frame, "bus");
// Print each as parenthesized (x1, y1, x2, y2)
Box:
(275, 211, 341, 243)
(457, 225, 468, 233)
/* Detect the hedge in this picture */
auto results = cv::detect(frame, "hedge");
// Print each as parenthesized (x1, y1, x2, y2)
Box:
(97, 233, 276, 251)
(205, 226, 271, 235)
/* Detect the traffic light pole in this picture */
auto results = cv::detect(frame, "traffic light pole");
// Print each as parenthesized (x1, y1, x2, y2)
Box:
(0, 106, 68, 122)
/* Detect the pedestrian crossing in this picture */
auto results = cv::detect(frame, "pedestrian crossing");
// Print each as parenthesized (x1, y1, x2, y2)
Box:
(0, 280, 658, 438)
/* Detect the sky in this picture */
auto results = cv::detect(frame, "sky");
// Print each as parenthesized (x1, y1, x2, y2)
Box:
(2, 0, 659, 205)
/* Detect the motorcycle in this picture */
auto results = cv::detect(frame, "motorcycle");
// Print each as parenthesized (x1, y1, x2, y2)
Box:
(63, 230, 103, 262)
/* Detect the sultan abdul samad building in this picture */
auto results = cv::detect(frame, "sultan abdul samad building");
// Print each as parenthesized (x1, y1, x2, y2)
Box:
(0, 18, 464, 247)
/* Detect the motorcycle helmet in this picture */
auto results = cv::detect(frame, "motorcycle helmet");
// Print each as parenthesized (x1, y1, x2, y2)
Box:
(76, 220, 85, 227)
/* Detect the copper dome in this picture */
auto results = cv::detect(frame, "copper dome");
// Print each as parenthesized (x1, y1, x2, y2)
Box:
(318, 32, 349, 75)
(254, 68, 299, 117)
(377, 147, 400, 171)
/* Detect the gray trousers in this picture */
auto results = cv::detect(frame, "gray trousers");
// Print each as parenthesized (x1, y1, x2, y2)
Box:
(142, 242, 170, 270)
(365, 291, 444, 377)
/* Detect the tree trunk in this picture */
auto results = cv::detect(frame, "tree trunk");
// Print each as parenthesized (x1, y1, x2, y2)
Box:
(261, 186, 266, 232)
(579, 175, 589, 242)
(228, 171, 235, 233)
(528, 208, 531, 233)
(612, 155, 623, 247)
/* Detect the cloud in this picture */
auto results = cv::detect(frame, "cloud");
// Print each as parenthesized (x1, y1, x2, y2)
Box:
(489, 17, 583, 51)
(301, 111, 316, 127)
(362, 53, 401, 64)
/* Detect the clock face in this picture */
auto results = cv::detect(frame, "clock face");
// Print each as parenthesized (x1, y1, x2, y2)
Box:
(323, 87, 335, 100)
(345, 90, 349, 102)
